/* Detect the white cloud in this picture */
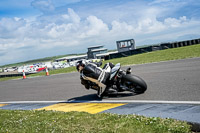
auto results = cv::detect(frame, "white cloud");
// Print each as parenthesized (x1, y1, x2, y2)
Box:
(164, 16, 188, 27)
(68, 8, 81, 24)
(79, 16, 109, 38)
(0, 0, 200, 65)
(0, 18, 26, 38)
(31, 0, 55, 13)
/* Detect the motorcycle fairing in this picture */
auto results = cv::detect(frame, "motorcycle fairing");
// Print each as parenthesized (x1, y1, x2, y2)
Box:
(109, 63, 121, 80)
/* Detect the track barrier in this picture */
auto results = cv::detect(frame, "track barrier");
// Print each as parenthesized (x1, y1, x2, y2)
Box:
(109, 38, 200, 59)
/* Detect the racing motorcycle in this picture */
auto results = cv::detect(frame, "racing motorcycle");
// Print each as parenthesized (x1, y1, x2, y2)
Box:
(79, 62, 147, 98)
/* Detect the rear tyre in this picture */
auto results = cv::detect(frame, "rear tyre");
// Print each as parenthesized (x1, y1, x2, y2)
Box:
(122, 74, 147, 94)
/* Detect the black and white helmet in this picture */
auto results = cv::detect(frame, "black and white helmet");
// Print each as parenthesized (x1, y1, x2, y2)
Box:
(76, 60, 87, 71)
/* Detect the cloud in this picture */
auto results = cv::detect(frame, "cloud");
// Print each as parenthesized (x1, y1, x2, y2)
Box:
(0, 0, 200, 65)
(150, 0, 179, 5)
(68, 8, 80, 24)
(0, 17, 26, 39)
(0, 50, 6, 56)
(31, 0, 55, 13)
(51, 0, 81, 7)
(80, 16, 109, 38)
(164, 16, 188, 27)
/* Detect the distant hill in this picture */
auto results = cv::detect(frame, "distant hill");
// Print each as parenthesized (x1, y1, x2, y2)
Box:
(0, 54, 79, 68)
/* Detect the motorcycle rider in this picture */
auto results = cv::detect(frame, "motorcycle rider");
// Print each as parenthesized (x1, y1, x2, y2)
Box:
(76, 60, 114, 97)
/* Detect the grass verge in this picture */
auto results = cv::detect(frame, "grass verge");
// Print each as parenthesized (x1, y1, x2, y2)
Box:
(103, 44, 200, 66)
(1, 44, 200, 81)
(27, 66, 76, 77)
(0, 110, 192, 133)
(0, 67, 76, 81)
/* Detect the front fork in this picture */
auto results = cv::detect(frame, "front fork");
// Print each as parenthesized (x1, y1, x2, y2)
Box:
(116, 69, 135, 92)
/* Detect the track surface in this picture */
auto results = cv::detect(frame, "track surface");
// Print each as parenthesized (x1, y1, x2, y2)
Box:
(0, 57, 200, 102)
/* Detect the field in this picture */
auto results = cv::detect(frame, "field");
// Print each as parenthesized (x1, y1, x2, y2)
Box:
(0, 110, 191, 133)
(103, 44, 200, 65)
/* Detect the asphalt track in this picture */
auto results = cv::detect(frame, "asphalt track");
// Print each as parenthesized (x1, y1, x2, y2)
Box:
(0, 57, 200, 102)
(0, 57, 200, 130)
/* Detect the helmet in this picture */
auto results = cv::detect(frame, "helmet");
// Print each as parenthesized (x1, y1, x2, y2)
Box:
(76, 60, 86, 71)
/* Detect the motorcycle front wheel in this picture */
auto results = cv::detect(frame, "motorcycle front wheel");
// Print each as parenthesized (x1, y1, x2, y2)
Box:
(122, 74, 147, 94)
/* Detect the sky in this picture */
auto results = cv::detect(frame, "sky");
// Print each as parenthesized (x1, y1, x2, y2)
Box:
(0, 0, 200, 66)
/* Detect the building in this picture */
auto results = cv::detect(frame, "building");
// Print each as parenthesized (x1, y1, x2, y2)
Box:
(87, 45, 108, 59)
(55, 39, 137, 64)
(116, 39, 136, 53)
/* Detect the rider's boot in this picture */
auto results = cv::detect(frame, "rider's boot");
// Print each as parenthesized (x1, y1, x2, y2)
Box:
(97, 86, 106, 98)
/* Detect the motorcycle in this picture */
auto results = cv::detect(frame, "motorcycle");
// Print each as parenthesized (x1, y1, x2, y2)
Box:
(79, 62, 147, 98)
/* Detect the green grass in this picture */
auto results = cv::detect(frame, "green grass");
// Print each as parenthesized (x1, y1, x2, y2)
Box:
(27, 66, 76, 77)
(1, 44, 200, 82)
(103, 44, 200, 66)
(0, 67, 77, 81)
(0, 110, 192, 133)
(0, 76, 23, 82)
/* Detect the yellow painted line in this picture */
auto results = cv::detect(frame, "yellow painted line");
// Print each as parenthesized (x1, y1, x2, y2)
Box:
(0, 104, 8, 107)
(37, 103, 126, 114)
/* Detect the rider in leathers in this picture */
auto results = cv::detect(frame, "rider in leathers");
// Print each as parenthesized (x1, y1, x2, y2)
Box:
(76, 60, 114, 97)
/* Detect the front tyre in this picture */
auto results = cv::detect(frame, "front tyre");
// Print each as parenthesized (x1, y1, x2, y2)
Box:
(122, 74, 147, 94)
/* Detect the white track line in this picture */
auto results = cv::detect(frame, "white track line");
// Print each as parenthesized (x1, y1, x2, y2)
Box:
(99, 100, 200, 105)
(1, 100, 200, 105)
